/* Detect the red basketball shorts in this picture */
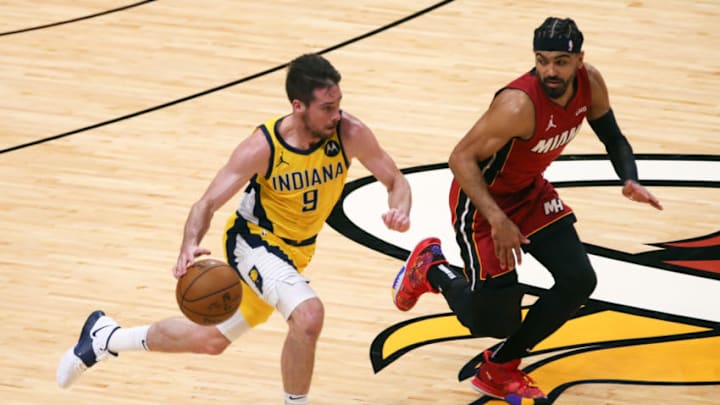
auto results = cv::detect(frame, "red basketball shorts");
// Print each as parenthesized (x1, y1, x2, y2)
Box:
(449, 177, 574, 282)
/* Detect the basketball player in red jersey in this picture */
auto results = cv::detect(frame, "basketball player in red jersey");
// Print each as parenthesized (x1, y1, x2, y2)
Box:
(392, 17, 662, 400)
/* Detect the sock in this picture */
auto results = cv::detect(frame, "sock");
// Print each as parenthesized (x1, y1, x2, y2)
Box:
(107, 325, 151, 352)
(284, 393, 308, 405)
(427, 263, 460, 291)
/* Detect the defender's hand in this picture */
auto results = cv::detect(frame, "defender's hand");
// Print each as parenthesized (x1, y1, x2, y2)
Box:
(491, 217, 530, 270)
(623, 180, 663, 210)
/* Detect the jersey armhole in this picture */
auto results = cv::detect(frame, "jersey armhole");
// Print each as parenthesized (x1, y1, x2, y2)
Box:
(494, 86, 537, 142)
(258, 124, 275, 179)
(335, 114, 350, 168)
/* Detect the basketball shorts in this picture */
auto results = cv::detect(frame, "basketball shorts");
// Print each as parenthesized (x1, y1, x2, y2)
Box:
(450, 176, 574, 285)
(220, 213, 317, 329)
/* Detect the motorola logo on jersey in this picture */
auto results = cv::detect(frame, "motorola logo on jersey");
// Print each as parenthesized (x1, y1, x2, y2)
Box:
(325, 140, 340, 157)
(326, 154, 720, 404)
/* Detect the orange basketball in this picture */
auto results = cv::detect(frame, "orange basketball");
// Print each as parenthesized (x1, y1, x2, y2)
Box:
(176, 258, 243, 325)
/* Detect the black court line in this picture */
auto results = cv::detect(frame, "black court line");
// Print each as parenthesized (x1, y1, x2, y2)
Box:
(0, 1, 156, 37)
(1, 0, 455, 155)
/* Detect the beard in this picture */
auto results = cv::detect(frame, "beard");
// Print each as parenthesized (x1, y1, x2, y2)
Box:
(301, 111, 334, 140)
(540, 76, 571, 99)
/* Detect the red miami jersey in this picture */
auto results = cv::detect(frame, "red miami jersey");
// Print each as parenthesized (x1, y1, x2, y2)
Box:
(473, 66, 592, 196)
(449, 66, 592, 280)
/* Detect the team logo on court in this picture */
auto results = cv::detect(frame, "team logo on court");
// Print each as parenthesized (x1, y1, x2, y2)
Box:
(326, 154, 720, 404)
(324, 140, 340, 157)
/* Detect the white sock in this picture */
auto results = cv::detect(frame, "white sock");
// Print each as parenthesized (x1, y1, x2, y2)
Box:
(107, 325, 151, 352)
(284, 393, 308, 405)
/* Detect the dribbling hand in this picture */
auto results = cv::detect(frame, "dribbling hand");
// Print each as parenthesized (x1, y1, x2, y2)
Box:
(173, 246, 212, 279)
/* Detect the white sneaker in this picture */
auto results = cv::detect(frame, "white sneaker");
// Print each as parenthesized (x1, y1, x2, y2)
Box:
(56, 310, 120, 388)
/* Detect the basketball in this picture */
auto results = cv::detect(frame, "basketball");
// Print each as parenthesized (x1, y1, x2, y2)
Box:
(176, 258, 243, 325)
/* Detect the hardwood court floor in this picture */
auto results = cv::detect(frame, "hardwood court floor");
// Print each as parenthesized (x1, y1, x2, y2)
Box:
(1, 1, 718, 404)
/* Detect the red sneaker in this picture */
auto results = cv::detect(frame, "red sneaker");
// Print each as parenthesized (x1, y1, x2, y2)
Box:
(471, 350, 546, 399)
(391, 237, 447, 311)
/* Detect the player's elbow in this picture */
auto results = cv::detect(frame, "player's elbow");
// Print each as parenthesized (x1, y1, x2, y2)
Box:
(448, 147, 471, 176)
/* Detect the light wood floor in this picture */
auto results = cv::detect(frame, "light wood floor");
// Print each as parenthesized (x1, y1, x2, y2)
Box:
(1, 1, 718, 404)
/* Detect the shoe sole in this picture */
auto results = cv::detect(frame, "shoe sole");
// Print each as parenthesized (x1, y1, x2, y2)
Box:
(57, 346, 86, 388)
(391, 237, 442, 311)
(391, 265, 407, 309)
(470, 380, 506, 399)
(472, 376, 547, 401)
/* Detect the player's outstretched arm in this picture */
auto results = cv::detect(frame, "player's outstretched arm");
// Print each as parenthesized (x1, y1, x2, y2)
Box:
(585, 63, 662, 211)
(174, 129, 271, 277)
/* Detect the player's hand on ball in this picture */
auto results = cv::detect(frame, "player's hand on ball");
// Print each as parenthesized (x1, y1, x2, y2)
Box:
(382, 208, 410, 232)
(174, 246, 212, 279)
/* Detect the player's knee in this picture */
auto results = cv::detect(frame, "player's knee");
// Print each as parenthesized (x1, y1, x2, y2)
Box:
(579, 268, 597, 297)
(198, 327, 231, 355)
(573, 266, 597, 297)
(558, 266, 597, 303)
(288, 298, 324, 341)
(459, 283, 523, 338)
(205, 339, 230, 355)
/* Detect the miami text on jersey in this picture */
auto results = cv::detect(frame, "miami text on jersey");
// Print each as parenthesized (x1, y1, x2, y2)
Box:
(531, 123, 582, 154)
